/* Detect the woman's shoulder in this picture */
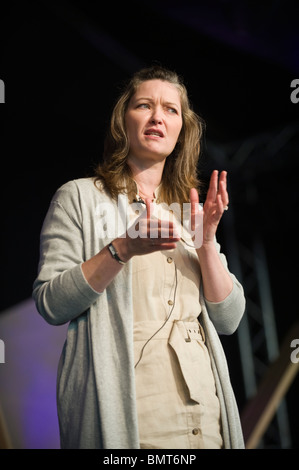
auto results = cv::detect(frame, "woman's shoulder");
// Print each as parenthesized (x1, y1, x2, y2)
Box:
(54, 177, 107, 201)
(47, 178, 114, 218)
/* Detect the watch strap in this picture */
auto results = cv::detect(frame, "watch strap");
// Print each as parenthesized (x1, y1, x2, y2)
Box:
(107, 242, 126, 265)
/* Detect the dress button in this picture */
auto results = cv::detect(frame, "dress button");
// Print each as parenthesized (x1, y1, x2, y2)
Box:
(192, 428, 199, 435)
(167, 257, 173, 263)
(168, 299, 174, 306)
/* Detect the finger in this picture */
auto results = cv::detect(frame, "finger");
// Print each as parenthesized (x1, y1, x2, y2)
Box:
(218, 171, 229, 207)
(145, 199, 180, 242)
(190, 187, 199, 206)
(159, 220, 180, 240)
(190, 187, 199, 232)
(214, 192, 228, 220)
(219, 170, 227, 186)
(148, 241, 179, 253)
(145, 198, 155, 237)
(145, 198, 152, 222)
(206, 170, 218, 202)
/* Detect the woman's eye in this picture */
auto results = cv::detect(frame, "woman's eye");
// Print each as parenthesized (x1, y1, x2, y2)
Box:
(168, 107, 178, 114)
(137, 103, 150, 109)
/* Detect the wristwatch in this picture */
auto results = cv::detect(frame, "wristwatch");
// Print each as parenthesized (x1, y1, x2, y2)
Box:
(107, 242, 126, 265)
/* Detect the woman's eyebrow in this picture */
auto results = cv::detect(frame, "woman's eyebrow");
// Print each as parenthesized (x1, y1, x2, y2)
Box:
(134, 96, 153, 102)
(164, 101, 180, 109)
(134, 97, 180, 108)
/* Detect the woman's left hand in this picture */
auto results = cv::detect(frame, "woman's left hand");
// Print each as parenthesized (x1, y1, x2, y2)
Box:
(190, 170, 229, 247)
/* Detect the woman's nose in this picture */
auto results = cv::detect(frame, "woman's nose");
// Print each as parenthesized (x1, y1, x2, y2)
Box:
(150, 108, 163, 124)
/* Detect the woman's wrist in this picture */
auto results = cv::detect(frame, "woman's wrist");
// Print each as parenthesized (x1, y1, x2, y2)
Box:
(195, 240, 233, 302)
(111, 237, 133, 263)
(196, 240, 216, 258)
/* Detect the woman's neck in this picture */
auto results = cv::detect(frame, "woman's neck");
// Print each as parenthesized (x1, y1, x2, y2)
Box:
(128, 157, 164, 198)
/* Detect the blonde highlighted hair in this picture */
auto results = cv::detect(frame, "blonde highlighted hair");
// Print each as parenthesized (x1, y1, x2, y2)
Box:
(95, 65, 204, 206)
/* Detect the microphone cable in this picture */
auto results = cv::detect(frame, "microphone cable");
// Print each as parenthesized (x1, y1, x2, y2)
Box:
(134, 262, 178, 369)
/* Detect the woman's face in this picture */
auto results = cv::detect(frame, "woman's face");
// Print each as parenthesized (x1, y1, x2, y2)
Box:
(125, 79, 183, 166)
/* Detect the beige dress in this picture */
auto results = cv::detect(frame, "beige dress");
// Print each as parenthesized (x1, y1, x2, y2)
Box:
(130, 199, 223, 449)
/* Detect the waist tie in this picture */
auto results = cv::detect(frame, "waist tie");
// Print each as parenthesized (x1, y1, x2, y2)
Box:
(133, 319, 205, 342)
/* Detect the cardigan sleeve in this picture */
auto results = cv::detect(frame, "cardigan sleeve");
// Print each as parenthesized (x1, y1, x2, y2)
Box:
(202, 240, 246, 335)
(32, 182, 101, 325)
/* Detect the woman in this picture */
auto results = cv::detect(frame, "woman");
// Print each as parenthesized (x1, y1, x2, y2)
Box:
(33, 65, 246, 449)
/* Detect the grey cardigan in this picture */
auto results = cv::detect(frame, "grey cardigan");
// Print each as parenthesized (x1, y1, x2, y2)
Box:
(33, 178, 246, 449)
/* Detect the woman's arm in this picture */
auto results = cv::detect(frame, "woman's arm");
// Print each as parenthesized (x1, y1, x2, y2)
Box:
(33, 186, 180, 324)
(32, 190, 102, 325)
(196, 242, 233, 302)
(191, 170, 233, 302)
(190, 170, 245, 333)
(199, 238, 245, 334)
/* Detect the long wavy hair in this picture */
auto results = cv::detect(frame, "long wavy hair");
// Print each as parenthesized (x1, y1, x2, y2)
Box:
(95, 65, 205, 206)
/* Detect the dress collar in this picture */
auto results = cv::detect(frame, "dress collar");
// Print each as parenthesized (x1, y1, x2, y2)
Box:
(132, 179, 161, 204)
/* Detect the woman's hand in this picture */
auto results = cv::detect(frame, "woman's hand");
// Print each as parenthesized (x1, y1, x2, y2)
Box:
(189, 170, 233, 301)
(190, 170, 229, 247)
(116, 198, 180, 261)
(83, 199, 180, 293)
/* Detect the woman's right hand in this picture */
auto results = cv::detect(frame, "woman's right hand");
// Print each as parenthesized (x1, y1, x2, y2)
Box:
(82, 199, 180, 293)
(113, 198, 181, 262)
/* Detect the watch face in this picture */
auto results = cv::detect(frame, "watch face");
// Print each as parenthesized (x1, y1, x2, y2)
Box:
(109, 243, 116, 255)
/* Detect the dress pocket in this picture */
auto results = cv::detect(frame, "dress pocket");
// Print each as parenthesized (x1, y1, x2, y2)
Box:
(168, 321, 204, 404)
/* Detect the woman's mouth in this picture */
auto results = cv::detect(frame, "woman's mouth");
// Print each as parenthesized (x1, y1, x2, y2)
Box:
(144, 128, 164, 138)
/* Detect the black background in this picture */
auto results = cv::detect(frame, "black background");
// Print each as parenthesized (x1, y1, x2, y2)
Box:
(0, 0, 298, 449)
